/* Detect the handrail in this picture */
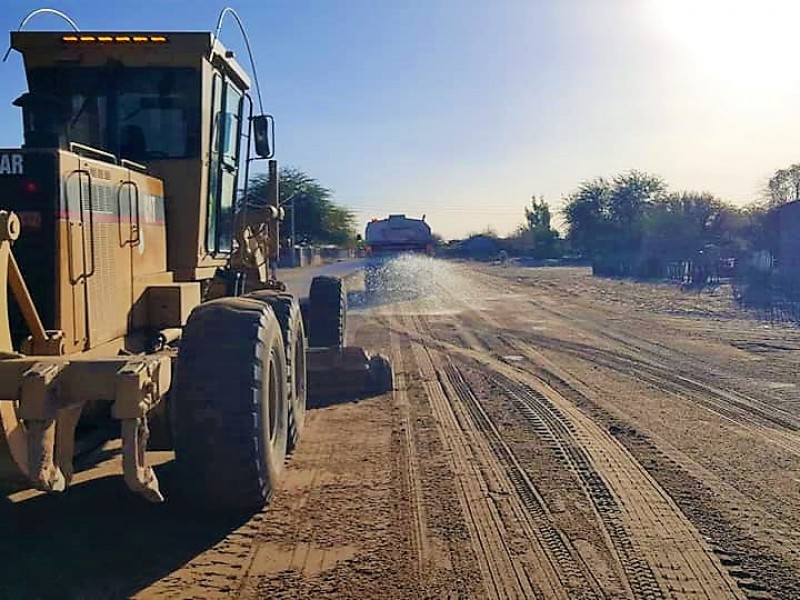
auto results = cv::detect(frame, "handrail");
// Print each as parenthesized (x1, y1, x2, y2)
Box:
(2, 8, 81, 62)
(65, 169, 96, 282)
(69, 142, 118, 165)
(209, 7, 265, 115)
(117, 180, 141, 247)
(129, 181, 141, 247)
(240, 93, 254, 213)
(80, 171, 96, 279)
(15, 7, 79, 32)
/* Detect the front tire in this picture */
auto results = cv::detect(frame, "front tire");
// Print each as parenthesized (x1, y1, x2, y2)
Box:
(171, 298, 288, 511)
(247, 292, 307, 454)
(308, 276, 347, 348)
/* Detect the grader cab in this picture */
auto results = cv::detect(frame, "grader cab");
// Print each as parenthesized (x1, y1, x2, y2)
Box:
(0, 11, 392, 510)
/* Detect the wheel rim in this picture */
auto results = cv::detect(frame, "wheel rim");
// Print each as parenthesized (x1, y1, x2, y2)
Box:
(268, 349, 280, 445)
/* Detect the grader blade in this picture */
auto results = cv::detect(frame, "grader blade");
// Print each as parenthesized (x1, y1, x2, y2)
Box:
(307, 346, 393, 402)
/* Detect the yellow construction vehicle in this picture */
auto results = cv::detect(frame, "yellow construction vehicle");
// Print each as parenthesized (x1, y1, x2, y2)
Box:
(0, 8, 392, 510)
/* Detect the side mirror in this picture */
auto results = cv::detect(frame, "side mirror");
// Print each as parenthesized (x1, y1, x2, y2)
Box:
(252, 114, 275, 159)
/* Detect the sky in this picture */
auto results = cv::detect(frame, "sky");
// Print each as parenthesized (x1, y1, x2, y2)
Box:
(1, 0, 799, 239)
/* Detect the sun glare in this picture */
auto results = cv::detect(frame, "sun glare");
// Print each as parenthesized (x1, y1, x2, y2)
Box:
(648, 0, 800, 92)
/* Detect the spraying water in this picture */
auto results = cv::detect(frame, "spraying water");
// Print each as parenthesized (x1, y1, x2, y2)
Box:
(354, 254, 496, 316)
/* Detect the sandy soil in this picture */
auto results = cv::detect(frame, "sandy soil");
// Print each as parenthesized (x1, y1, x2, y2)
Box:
(2, 260, 798, 599)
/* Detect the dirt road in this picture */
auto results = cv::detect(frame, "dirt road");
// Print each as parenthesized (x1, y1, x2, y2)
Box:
(3, 259, 799, 599)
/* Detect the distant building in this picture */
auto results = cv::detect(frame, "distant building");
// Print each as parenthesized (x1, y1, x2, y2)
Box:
(455, 235, 503, 260)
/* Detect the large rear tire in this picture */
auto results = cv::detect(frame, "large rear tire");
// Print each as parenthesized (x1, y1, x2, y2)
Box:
(308, 275, 347, 348)
(246, 292, 307, 454)
(171, 297, 288, 511)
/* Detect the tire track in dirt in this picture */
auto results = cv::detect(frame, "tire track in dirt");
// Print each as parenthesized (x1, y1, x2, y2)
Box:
(381, 304, 492, 596)
(488, 372, 743, 599)
(419, 312, 665, 598)
(386, 318, 430, 583)
(239, 412, 353, 584)
(387, 312, 538, 598)
(411, 312, 628, 598)
(393, 310, 745, 599)
(521, 300, 800, 434)
(480, 267, 799, 421)
(499, 269, 800, 425)
(497, 337, 799, 599)
(406, 324, 596, 597)
(403, 321, 607, 598)
(435, 284, 792, 598)
(503, 332, 800, 458)
(437, 365, 614, 598)
(393, 266, 796, 597)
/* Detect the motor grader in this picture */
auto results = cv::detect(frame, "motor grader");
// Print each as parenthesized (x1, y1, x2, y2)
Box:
(0, 13, 392, 510)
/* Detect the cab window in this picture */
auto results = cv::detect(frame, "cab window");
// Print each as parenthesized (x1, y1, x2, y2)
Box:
(206, 73, 244, 254)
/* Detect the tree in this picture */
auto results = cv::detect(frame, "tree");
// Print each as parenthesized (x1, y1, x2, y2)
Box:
(608, 170, 666, 253)
(525, 195, 552, 231)
(512, 195, 561, 257)
(562, 177, 613, 257)
(736, 204, 773, 254)
(765, 163, 800, 207)
(562, 170, 666, 260)
(641, 191, 729, 262)
(244, 166, 356, 246)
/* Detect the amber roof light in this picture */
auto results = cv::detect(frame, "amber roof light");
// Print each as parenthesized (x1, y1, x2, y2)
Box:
(61, 34, 168, 44)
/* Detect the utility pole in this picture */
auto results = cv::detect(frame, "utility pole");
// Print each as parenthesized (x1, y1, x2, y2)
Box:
(280, 191, 300, 267)
(291, 194, 297, 267)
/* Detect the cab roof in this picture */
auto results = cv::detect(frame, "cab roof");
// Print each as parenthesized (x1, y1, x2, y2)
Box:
(10, 31, 251, 91)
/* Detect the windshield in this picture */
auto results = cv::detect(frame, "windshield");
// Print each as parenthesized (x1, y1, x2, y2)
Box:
(24, 66, 200, 160)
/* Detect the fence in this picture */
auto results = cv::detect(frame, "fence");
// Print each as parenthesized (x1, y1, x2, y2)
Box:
(277, 246, 355, 268)
(731, 263, 800, 323)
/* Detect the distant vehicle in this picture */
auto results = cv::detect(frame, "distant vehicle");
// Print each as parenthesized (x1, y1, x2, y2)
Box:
(364, 214, 435, 257)
(363, 214, 435, 296)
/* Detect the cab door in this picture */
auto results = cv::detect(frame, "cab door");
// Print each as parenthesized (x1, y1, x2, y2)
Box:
(206, 73, 243, 256)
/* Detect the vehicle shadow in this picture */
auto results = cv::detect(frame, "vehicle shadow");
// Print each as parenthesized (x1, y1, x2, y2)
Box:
(307, 387, 389, 410)
(0, 460, 252, 600)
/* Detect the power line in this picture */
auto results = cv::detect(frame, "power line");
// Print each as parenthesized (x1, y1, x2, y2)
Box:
(344, 206, 531, 215)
